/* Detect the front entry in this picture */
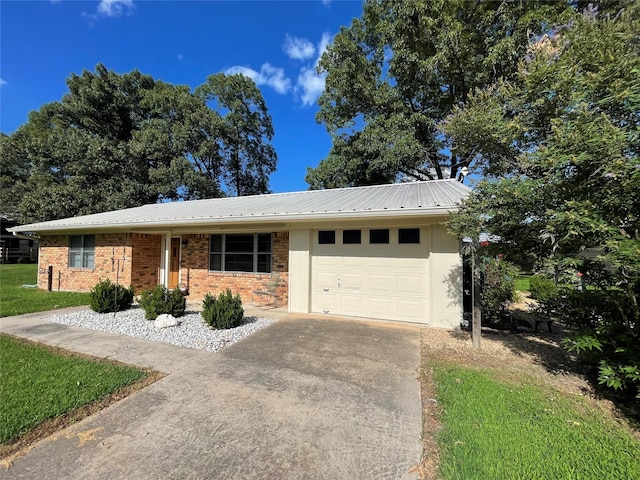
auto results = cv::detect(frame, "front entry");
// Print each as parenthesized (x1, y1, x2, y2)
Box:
(169, 238, 180, 289)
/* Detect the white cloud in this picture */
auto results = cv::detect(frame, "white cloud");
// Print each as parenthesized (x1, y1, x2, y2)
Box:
(225, 63, 292, 95)
(293, 33, 333, 107)
(296, 67, 326, 107)
(0, 78, 6, 87)
(283, 35, 315, 61)
(97, 0, 134, 17)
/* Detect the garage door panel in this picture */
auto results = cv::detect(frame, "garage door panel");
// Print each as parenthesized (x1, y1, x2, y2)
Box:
(397, 274, 429, 296)
(397, 257, 426, 272)
(314, 292, 339, 314)
(397, 299, 428, 321)
(341, 272, 365, 291)
(314, 271, 338, 290)
(341, 295, 365, 315)
(369, 256, 396, 271)
(368, 274, 396, 294)
(368, 297, 397, 318)
(311, 229, 429, 323)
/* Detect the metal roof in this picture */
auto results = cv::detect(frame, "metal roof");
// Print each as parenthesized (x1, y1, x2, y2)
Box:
(9, 179, 471, 234)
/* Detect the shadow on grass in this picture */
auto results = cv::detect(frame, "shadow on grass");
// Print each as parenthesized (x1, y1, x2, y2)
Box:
(464, 307, 640, 427)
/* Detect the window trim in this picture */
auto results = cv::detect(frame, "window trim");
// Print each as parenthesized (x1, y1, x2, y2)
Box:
(342, 229, 362, 245)
(209, 233, 272, 273)
(369, 229, 390, 244)
(398, 228, 421, 244)
(318, 230, 336, 245)
(69, 234, 95, 269)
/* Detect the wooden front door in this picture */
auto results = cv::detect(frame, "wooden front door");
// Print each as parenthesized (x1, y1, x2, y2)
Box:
(169, 238, 180, 289)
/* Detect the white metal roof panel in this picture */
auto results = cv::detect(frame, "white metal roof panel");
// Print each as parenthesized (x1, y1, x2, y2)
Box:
(9, 179, 471, 234)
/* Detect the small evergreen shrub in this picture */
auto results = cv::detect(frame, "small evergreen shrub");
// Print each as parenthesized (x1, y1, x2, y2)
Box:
(529, 275, 558, 302)
(90, 279, 134, 313)
(201, 289, 244, 329)
(481, 258, 519, 319)
(138, 285, 186, 320)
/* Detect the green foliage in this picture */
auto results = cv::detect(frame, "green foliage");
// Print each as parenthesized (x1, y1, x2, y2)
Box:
(529, 276, 558, 302)
(89, 278, 134, 313)
(308, 0, 571, 187)
(201, 289, 244, 330)
(432, 362, 640, 480)
(547, 287, 640, 399)
(480, 258, 519, 319)
(447, 6, 640, 401)
(0, 334, 146, 444)
(3, 64, 277, 223)
(138, 285, 186, 321)
(0, 264, 91, 317)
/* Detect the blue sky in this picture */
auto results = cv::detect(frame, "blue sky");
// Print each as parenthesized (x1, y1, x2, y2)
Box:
(0, 0, 365, 193)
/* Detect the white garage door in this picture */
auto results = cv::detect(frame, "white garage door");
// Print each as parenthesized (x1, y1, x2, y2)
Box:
(311, 228, 429, 323)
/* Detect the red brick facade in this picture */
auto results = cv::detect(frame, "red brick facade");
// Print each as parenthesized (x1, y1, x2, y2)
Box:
(179, 231, 289, 305)
(37, 231, 289, 306)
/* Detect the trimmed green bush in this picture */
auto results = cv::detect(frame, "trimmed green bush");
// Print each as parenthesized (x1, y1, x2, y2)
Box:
(529, 275, 558, 302)
(202, 289, 244, 329)
(90, 278, 134, 313)
(138, 285, 186, 320)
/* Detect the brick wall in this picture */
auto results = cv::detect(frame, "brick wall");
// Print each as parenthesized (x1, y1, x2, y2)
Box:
(38, 233, 134, 292)
(131, 233, 161, 292)
(180, 231, 289, 305)
(37, 231, 290, 304)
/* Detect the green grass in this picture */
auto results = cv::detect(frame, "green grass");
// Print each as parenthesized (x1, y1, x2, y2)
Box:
(0, 264, 91, 317)
(432, 364, 640, 480)
(0, 334, 147, 445)
(515, 274, 532, 292)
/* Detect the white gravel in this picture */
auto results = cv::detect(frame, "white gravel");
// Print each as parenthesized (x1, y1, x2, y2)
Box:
(46, 307, 275, 352)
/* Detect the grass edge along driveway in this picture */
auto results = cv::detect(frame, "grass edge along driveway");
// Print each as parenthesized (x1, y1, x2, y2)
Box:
(0, 334, 161, 461)
(428, 362, 640, 480)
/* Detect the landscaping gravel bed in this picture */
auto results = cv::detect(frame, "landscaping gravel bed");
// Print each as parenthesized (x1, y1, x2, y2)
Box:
(46, 307, 275, 352)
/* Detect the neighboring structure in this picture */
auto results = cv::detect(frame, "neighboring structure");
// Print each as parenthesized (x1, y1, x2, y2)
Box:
(9, 180, 470, 328)
(1, 216, 38, 264)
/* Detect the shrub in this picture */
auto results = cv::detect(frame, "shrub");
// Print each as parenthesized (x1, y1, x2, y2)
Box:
(201, 289, 244, 329)
(529, 275, 558, 302)
(138, 285, 186, 320)
(90, 278, 134, 313)
(481, 257, 519, 319)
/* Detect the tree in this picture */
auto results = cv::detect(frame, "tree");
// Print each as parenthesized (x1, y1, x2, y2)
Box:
(196, 73, 277, 196)
(307, 0, 571, 188)
(447, 5, 640, 398)
(3, 65, 277, 222)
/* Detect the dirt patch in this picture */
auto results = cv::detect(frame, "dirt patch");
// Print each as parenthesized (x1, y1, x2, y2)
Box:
(417, 321, 637, 480)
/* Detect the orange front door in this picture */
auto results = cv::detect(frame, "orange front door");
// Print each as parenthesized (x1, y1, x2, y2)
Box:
(169, 238, 180, 289)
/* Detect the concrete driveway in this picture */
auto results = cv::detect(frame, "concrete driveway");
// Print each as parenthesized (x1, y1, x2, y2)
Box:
(1, 310, 422, 479)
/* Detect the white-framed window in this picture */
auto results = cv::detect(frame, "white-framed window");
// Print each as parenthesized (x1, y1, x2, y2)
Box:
(209, 233, 272, 273)
(69, 235, 95, 269)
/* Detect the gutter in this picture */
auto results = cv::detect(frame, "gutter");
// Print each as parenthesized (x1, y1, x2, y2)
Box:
(11, 231, 40, 241)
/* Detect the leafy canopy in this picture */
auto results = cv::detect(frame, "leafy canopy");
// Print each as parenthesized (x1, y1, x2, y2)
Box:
(1, 64, 277, 222)
(307, 0, 571, 188)
(447, 4, 640, 399)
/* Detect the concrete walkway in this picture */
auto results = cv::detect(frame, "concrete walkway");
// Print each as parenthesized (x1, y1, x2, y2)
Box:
(1, 307, 422, 479)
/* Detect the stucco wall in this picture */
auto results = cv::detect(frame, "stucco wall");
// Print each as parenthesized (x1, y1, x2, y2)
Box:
(429, 224, 463, 329)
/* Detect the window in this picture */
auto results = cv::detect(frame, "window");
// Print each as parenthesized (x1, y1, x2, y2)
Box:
(369, 229, 389, 244)
(209, 233, 272, 273)
(399, 228, 420, 244)
(343, 229, 361, 244)
(318, 230, 335, 244)
(69, 235, 95, 268)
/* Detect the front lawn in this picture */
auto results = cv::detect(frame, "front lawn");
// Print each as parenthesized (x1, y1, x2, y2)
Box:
(0, 264, 91, 317)
(0, 334, 154, 456)
(431, 363, 640, 480)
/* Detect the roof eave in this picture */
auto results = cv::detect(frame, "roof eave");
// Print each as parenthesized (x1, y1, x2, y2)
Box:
(7, 206, 459, 235)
